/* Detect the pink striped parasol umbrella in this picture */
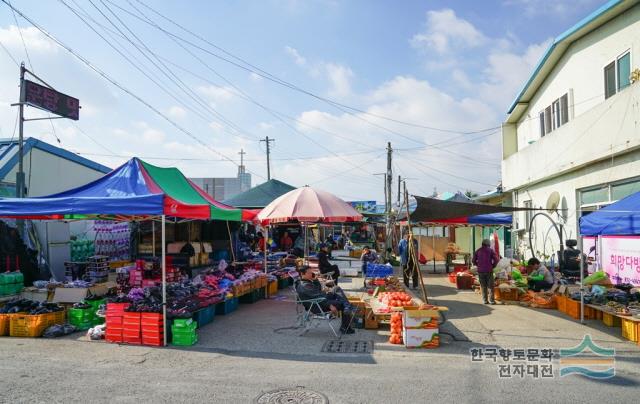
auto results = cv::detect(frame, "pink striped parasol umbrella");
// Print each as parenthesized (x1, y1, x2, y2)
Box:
(256, 186, 363, 224)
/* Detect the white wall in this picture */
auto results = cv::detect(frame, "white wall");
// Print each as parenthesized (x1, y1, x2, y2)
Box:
(515, 5, 640, 147)
(4, 148, 106, 197)
(503, 81, 640, 191)
(511, 148, 640, 258)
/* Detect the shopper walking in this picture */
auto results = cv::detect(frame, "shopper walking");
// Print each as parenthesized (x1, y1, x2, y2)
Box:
(398, 234, 419, 289)
(473, 239, 499, 304)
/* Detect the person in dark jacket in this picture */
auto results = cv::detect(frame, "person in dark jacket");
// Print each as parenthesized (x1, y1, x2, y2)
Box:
(473, 239, 499, 305)
(295, 266, 354, 334)
(317, 244, 340, 284)
(398, 234, 419, 289)
(360, 245, 378, 277)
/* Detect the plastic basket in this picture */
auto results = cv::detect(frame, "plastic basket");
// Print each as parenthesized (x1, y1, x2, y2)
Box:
(10, 314, 49, 337)
(602, 312, 622, 327)
(239, 289, 260, 304)
(564, 298, 581, 320)
(556, 295, 567, 313)
(171, 332, 198, 346)
(192, 306, 215, 328)
(215, 298, 238, 315)
(455, 275, 474, 290)
(366, 263, 393, 278)
(0, 313, 11, 336)
(621, 318, 639, 342)
(68, 307, 94, 322)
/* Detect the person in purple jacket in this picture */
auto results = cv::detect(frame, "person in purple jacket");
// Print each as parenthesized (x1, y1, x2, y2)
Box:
(473, 239, 499, 305)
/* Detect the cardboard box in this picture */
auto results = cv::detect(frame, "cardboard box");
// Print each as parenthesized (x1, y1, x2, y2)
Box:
(20, 287, 50, 302)
(403, 310, 439, 329)
(403, 328, 440, 348)
(52, 282, 116, 303)
(364, 307, 378, 329)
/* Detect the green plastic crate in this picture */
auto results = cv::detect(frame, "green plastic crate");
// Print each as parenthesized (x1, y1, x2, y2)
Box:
(68, 307, 95, 323)
(69, 318, 93, 330)
(171, 332, 198, 346)
(0, 284, 11, 296)
(172, 318, 197, 329)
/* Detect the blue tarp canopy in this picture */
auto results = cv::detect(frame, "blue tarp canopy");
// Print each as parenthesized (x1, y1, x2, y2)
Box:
(580, 191, 640, 236)
(467, 213, 513, 225)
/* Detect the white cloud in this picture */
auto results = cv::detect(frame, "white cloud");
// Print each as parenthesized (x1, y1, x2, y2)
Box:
(249, 72, 263, 82)
(325, 63, 354, 98)
(411, 9, 487, 54)
(284, 45, 307, 66)
(478, 39, 551, 108)
(503, 0, 601, 18)
(167, 106, 187, 119)
(258, 122, 274, 131)
(0, 25, 58, 53)
(197, 85, 237, 105)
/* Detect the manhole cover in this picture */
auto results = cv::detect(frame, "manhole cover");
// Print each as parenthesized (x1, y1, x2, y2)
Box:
(255, 387, 328, 404)
(321, 340, 373, 353)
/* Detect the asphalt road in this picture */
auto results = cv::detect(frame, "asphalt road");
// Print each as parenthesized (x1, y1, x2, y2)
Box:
(1, 267, 638, 403)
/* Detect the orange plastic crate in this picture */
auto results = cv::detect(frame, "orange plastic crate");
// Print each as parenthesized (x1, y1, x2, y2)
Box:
(10, 314, 48, 337)
(602, 312, 622, 327)
(0, 313, 11, 336)
(621, 318, 639, 342)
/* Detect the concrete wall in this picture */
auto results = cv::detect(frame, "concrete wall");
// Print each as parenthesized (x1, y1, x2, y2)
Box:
(514, 5, 640, 148)
(503, 81, 640, 191)
(4, 148, 106, 197)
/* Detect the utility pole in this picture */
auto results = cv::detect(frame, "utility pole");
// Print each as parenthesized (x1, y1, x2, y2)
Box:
(397, 175, 401, 206)
(260, 136, 274, 180)
(238, 148, 245, 166)
(385, 142, 393, 259)
(17, 62, 25, 199)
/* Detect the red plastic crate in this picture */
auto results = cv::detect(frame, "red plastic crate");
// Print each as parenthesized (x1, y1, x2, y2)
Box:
(447, 273, 457, 284)
(105, 331, 123, 343)
(141, 326, 164, 336)
(142, 335, 164, 347)
(456, 275, 474, 290)
(122, 336, 142, 345)
(106, 315, 124, 326)
(106, 303, 130, 315)
(141, 313, 163, 324)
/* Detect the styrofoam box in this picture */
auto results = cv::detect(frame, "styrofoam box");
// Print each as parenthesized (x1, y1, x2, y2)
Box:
(403, 328, 439, 348)
(403, 309, 439, 329)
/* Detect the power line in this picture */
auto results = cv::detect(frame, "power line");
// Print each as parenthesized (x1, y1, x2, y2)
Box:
(1, 0, 267, 181)
(129, 0, 500, 136)
(0, 38, 20, 66)
(7, 0, 33, 70)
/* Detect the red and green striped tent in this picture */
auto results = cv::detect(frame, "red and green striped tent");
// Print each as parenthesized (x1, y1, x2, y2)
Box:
(0, 158, 256, 221)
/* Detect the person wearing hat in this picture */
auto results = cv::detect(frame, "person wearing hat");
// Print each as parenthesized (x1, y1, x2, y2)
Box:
(473, 239, 499, 304)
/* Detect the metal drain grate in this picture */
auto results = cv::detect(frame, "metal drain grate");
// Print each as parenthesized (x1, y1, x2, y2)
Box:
(321, 340, 374, 353)
(255, 387, 328, 403)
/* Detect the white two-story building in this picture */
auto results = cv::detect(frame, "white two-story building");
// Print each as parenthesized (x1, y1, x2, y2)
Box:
(502, 0, 640, 258)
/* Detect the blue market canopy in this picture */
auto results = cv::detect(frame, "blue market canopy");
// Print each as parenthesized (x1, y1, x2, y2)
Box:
(0, 158, 248, 220)
(580, 191, 640, 236)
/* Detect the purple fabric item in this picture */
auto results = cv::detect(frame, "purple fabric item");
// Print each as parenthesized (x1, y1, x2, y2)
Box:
(473, 246, 498, 273)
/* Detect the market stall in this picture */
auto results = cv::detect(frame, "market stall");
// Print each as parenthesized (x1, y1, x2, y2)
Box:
(0, 158, 255, 345)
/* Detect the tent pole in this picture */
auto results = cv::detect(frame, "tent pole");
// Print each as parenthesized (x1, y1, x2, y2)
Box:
(578, 233, 584, 325)
(432, 226, 436, 274)
(264, 225, 269, 275)
(161, 215, 167, 346)
(152, 220, 156, 257)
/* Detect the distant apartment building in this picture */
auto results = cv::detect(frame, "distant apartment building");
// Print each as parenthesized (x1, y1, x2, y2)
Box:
(501, 0, 640, 256)
(190, 164, 251, 202)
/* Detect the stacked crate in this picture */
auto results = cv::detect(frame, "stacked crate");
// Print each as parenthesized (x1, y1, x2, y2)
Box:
(171, 319, 198, 346)
(105, 303, 129, 343)
(122, 312, 142, 345)
(141, 313, 164, 346)
(87, 255, 109, 283)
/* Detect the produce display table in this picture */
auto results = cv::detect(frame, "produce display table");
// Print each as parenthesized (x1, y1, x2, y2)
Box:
(583, 304, 640, 344)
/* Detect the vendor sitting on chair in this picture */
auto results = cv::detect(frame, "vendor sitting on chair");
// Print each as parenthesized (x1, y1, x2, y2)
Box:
(317, 243, 341, 284)
(527, 258, 554, 291)
(296, 266, 355, 334)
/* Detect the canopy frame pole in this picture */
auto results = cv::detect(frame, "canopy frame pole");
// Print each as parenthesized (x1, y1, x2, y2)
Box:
(152, 220, 156, 258)
(578, 233, 584, 324)
(432, 226, 436, 274)
(405, 188, 428, 303)
(304, 223, 308, 262)
(226, 221, 236, 263)
(264, 225, 269, 275)
(161, 214, 167, 346)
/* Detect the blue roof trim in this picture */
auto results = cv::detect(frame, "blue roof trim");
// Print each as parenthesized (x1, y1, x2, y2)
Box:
(507, 0, 624, 114)
(0, 138, 111, 181)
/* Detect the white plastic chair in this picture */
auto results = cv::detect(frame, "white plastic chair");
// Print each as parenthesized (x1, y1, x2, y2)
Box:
(291, 280, 340, 338)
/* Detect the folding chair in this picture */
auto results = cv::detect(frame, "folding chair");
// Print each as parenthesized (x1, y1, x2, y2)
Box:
(291, 280, 340, 338)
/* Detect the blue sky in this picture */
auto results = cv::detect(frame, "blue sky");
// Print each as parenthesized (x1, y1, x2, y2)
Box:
(0, 0, 605, 201)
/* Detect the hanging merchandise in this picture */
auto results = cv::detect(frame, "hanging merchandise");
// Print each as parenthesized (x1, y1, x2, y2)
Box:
(94, 220, 131, 261)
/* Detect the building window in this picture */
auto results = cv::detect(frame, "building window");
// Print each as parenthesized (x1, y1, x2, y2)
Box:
(579, 178, 640, 214)
(539, 92, 570, 137)
(611, 179, 640, 201)
(604, 51, 631, 99)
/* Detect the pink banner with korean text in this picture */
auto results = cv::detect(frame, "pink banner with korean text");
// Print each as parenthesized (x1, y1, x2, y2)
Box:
(600, 235, 640, 286)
